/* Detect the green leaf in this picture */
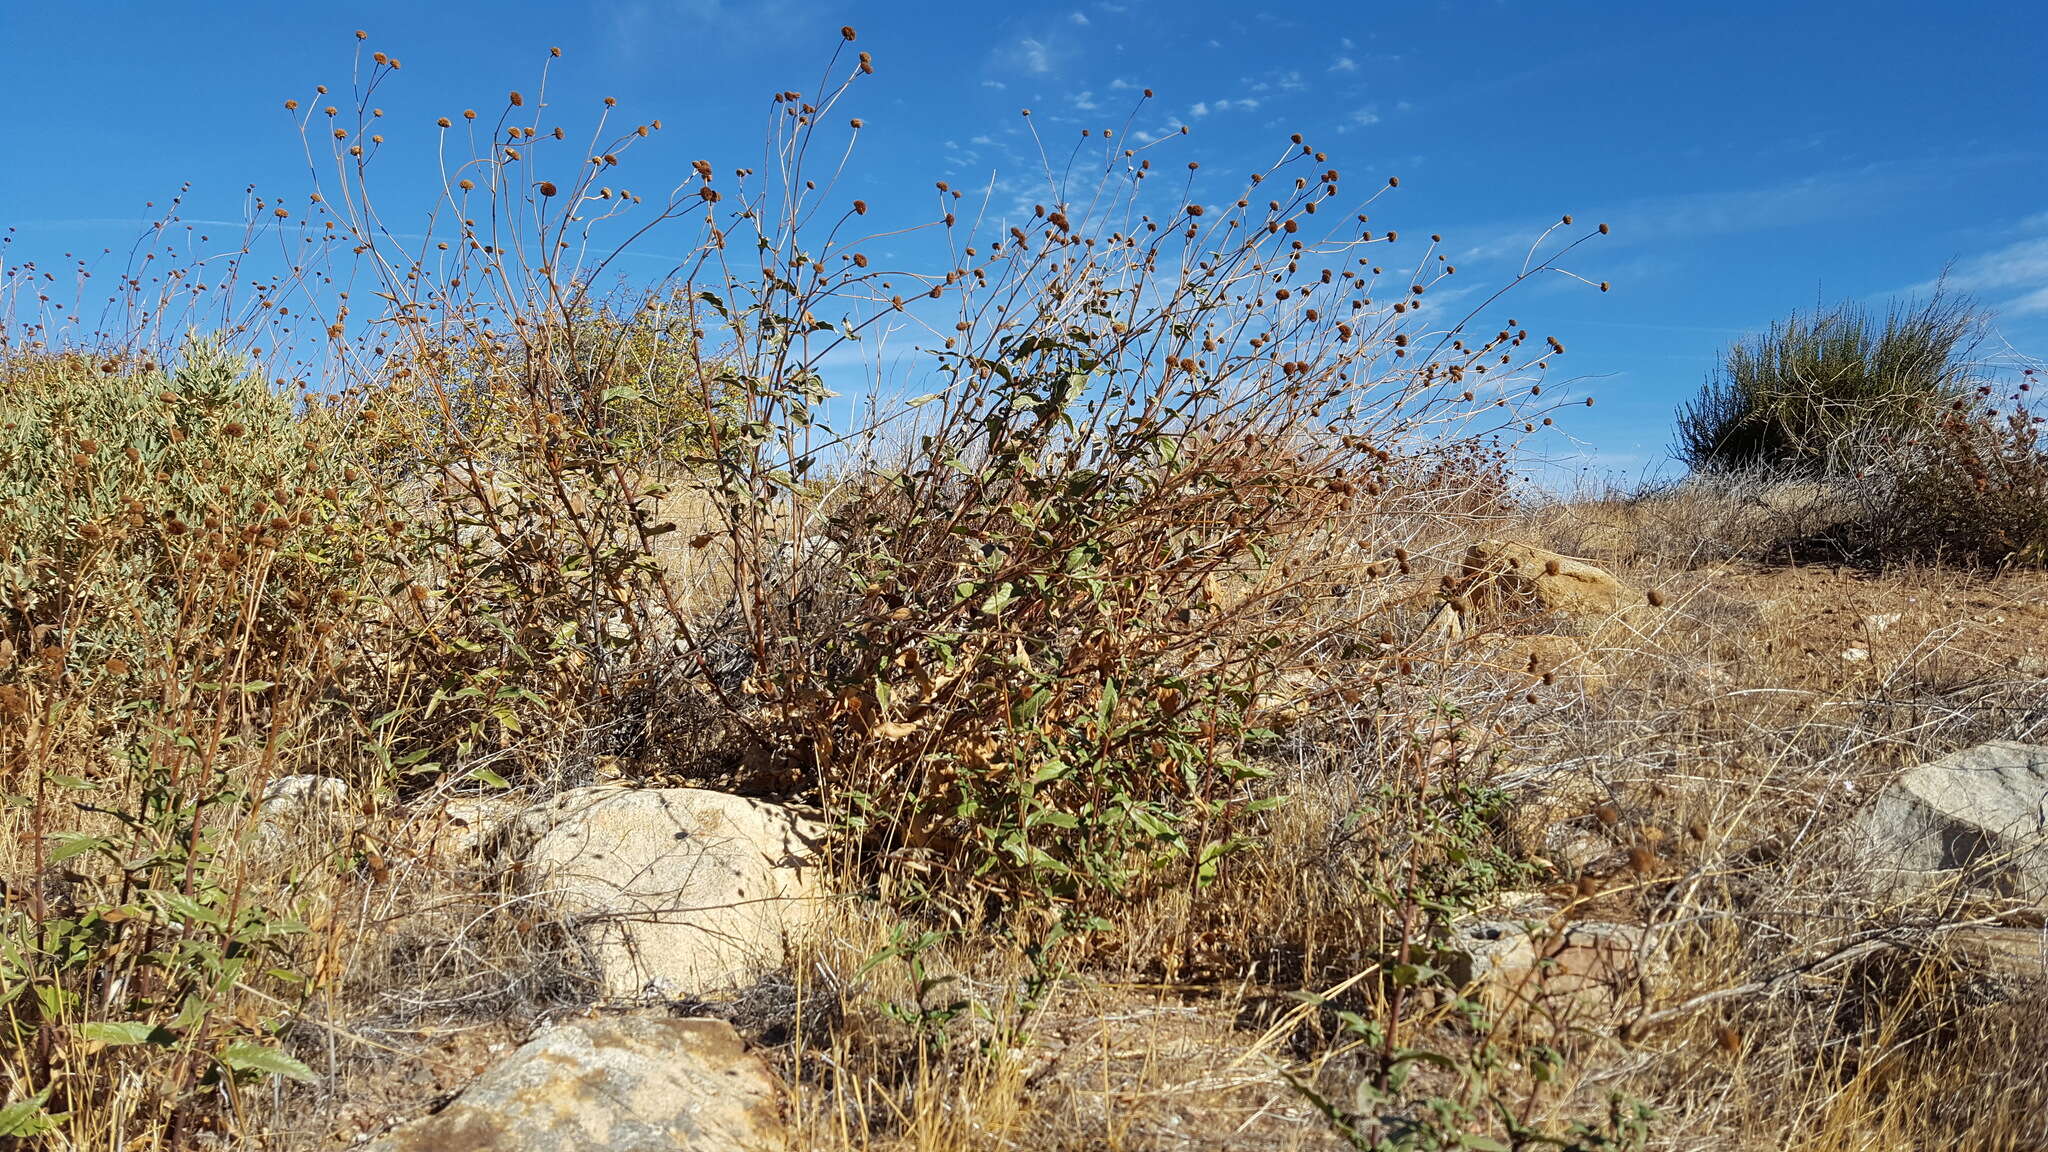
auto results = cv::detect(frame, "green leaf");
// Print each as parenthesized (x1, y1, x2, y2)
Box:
(81, 1020, 172, 1048)
(1127, 806, 1178, 840)
(0, 1088, 59, 1137)
(151, 891, 222, 928)
(217, 1040, 316, 1083)
(47, 834, 109, 864)
(470, 767, 511, 790)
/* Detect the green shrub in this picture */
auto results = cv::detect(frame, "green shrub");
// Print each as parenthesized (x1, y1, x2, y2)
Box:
(0, 338, 367, 685)
(0, 341, 372, 1138)
(1674, 292, 1981, 474)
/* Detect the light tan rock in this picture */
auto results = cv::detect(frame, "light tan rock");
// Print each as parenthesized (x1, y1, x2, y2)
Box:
(364, 1016, 783, 1152)
(1460, 540, 1643, 621)
(1444, 918, 1653, 1014)
(509, 786, 827, 998)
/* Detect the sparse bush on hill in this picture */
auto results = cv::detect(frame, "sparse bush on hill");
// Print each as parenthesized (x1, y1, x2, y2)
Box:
(1673, 291, 1981, 475)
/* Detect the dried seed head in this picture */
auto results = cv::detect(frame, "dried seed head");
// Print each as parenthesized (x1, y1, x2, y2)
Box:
(1594, 803, 1620, 827)
(841, 24, 856, 39)
(509, 91, 524, 107)
(1647, 588, 1666, 607)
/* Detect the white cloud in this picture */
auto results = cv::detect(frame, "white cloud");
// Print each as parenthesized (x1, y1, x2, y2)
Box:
(1190, 101, 1210, 117)
(970, 134, 995, 146)
(1075, 91, 1099, 111)
(1330, 56, 1357, 72)
(1348, 105, 1380, 128)
(1920, 225, 2048, 316)
(1017, 37, 1052, 73)
(1070, 10, 1089, 24)
(1109, 77, 1137, 90)
(982, 79, 1007, 89)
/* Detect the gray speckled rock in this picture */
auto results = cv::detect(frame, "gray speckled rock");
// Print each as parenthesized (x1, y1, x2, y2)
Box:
(508, 786, 826, 998)
(1853, 742, 2048, 905)
(365, 1016, 782, 1151)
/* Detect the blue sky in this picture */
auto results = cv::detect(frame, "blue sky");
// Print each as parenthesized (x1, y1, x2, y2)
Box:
(2, 1, 2042, 481)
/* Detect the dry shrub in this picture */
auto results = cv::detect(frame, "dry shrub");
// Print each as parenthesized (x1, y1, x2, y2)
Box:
(1871, 396, 2048, 568)
(0, 28, 1627, 1150)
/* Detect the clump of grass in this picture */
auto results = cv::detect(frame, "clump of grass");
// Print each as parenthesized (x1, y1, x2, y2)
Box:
(1674, 291, 1982, 475)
